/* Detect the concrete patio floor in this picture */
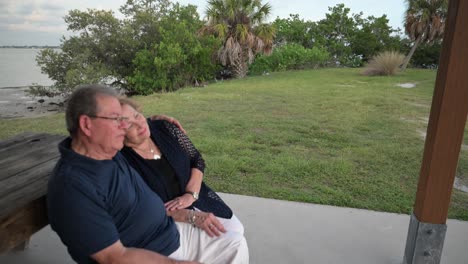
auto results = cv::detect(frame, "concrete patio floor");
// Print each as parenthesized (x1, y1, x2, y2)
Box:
(1, 193, 467, 264)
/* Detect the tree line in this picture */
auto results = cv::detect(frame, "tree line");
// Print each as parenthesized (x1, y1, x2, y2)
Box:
(31, 0, 446, 97)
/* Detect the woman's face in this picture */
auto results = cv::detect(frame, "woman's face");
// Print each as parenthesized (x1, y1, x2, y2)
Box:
(121, 104, 151, 145)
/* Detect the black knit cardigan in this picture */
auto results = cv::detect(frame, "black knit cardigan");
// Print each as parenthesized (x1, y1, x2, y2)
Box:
(121, 119, 233, 219)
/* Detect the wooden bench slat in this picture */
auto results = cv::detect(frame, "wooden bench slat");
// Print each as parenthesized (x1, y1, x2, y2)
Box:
(0, 133, 62, 155)
(0, 145, 60, 182)
(0, 133, 63, 254)
(0, 134, 64, 181)
(0, 132, 56, 150)
(0, 156, 59, 202)
(0, 133, 64, 222)
(0, 174, 48, 222)
(0, 132, 38, 148)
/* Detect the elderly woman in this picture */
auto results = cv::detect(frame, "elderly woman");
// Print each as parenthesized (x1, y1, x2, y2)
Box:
(119, 98, 244, 237)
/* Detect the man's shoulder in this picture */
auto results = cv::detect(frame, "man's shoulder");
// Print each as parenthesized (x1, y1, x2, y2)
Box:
(50, 158, 96, 193)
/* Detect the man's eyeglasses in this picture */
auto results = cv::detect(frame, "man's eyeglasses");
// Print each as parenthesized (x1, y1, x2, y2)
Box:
(88, 115, 129, 125)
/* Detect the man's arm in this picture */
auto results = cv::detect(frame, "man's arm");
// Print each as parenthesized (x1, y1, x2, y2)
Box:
(151, 114, 186, 134)
(91, 240, 200, 264)
(167, 209, 226, 237)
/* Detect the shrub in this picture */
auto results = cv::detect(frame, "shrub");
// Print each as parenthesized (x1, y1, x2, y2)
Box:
(361, 51, 404, 76)
(249, 44, 329, 75)
(33, 4, 222, 97)
(340, 54, 364, 68)
(411, 41, 442, 69)
(127, 16, 221, 95)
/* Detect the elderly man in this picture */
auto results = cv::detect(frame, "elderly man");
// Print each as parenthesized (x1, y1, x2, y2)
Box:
(47, 84, 248, 264)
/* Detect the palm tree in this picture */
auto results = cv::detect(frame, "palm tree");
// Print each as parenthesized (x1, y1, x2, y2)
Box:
(201, 0, 276, 78)
(401, 0, 448, 70)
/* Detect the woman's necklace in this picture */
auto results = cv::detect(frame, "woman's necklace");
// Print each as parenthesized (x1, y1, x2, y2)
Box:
(147, 140, 161, 160)
(149, 147, 161, 160)
(135, 139, 161, 160)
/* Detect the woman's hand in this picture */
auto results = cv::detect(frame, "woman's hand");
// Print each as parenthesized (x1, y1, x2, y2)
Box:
(165, 193, 195, 211)
(193, 211, 226, 237)
(151, 114, 186, 134)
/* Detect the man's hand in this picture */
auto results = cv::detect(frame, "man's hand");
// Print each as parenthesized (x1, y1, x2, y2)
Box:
(151, 114, 186, 134)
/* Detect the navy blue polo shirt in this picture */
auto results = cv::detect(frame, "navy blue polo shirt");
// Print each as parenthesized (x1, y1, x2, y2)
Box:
(47, 138, 179, 263)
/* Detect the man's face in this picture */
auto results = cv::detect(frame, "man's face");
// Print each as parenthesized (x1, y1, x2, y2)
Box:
(88, 95, 128, 154)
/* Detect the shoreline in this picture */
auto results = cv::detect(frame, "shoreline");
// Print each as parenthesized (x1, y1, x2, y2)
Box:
(0, 87, 63, 119)
(0, 85, 51, 89)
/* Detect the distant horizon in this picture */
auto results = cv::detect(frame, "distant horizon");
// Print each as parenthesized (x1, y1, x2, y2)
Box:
(1, 45, 60, 48)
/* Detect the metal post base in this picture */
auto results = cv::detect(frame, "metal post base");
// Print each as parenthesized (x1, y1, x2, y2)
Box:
(403, 213, 447, 264)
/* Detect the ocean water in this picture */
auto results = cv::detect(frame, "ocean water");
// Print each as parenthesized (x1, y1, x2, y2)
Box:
(0, 48, 54, 88)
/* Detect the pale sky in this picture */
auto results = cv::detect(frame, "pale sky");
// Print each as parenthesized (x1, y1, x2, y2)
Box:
(0, 0, 406, 46)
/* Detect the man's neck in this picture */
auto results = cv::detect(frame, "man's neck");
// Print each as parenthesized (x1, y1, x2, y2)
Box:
(71, 136, 116, 160)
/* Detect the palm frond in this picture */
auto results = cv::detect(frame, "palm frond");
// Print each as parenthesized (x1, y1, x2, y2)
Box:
(251, 3, 272, 25)
(246, 32, 255, 47)
(404, 0, 447, 42)
(214, 23, 228, 38)
(205, 0, 275, 77)
(236, 24, 249, 42)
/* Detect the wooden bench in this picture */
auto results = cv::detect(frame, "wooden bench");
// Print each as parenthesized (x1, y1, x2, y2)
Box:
(0, 132, 65, 253)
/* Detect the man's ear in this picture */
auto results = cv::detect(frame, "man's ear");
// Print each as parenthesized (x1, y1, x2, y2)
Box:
(79, 115, 93, 137)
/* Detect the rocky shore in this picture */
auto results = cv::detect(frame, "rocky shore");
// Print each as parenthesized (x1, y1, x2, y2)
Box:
(0, 87, 64, 119)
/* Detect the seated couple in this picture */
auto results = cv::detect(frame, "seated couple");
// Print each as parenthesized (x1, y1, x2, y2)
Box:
(47, 84, 248, 264)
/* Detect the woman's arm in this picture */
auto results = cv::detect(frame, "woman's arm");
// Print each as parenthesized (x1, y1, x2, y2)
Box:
(165, 168, 203, 211)
(163, 121, 206, 173)
(185, 168, 203, 197)
(163, 121, 206, 211)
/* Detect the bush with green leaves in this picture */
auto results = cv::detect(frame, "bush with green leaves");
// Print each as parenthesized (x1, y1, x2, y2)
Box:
(249, 44, 329, 75)
(128, 11, 221, 94)
(406, 41, 442, 69)
(275, 4, 402, 67)
(32, 8, 130, 98)
(31, 1, 221, 97)
(339, 54, 364, 68)
(361, 51, 405, 76)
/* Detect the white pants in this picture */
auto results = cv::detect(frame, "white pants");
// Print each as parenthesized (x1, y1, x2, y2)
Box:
(169, 222, 249, 264)
(217, 214, 244, 235)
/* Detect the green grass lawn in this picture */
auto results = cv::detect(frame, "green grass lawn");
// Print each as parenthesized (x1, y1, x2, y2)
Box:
(1, 68, 467, 220)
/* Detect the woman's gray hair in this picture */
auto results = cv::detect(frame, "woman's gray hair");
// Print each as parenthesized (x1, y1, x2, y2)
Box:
(66, 84, 119, 136)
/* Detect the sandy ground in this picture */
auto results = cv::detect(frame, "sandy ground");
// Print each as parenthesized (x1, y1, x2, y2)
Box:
(0, 87, 63, 119)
